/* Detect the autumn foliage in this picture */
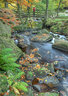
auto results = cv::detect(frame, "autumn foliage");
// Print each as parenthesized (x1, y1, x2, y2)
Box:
(0, 8, 21, 31)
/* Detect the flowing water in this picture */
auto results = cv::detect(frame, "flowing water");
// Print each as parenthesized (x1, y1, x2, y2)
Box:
(18, 31, 68, 95)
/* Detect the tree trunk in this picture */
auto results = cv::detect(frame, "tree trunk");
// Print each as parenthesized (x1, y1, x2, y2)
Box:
(4, 0, 8, 8)
(57, 0, 62, 17)
(42, 0, 49, 29)
(45, 0, 49, 20)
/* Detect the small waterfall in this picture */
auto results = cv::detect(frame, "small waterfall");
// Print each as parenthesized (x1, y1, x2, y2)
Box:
(14, 39, 18, 45)
(51, 38, 55, 44)
(24, 35, 30, 45)
(59, 35, 66, 40)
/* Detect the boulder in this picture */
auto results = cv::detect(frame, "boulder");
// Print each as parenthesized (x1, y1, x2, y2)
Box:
(0, 21, 11, 37)
(43, 76, 59, 88)
(32, 76, 59, 92)
(0, 21, 22, 59)
(52, 40, 68, 52)
(31, 34, 52, 42)
(38, 92, 59, 96)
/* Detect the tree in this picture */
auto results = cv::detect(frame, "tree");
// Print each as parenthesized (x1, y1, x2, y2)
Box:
(42, 0, 49, 28)
(57, 0, 62, 17)
(45, 0, 49, 20)
(4, 0, 8, 8)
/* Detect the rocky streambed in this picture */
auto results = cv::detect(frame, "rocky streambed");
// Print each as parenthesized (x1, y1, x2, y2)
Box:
(14, 29, 68, 96)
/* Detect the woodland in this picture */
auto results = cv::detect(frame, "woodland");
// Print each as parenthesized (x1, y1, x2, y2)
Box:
(0, 0, 68, 96)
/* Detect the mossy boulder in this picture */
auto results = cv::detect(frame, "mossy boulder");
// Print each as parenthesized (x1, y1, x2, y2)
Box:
(46, 18, 68, 35)
(31, 34, 52, 42)
(0, 21, 22, 58)
(38, 92, 59, 96)
(40, 29, 49, 34)
(0, 21, 11, 37)
(52, 40, 68, 52)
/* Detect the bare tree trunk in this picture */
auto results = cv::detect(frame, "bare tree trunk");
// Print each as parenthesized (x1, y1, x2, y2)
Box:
(42, 0, 49, 29)
(45, 0, 49, 20)
(4, 0, 8, 8)
(57, 0, 62, 17)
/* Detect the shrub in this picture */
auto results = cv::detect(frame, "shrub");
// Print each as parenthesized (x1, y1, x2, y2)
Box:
(13, 24, 26, 32)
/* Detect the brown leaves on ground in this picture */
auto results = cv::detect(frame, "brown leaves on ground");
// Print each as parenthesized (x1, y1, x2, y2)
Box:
(31, 34, 49, 41)
(0, 8, 21, 31)
(19, 48, 39, 65)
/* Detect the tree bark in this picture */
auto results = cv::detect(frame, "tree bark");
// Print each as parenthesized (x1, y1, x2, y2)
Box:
(4, 0, 8, 8)
(45, 0, 49, 20)
(42, 0, 49, 29)
(57, 0, 62, 17)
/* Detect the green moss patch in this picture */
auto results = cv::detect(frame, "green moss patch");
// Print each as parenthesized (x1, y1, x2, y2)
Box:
(52, 40, 68, 52)
(0, 21, 22, 59)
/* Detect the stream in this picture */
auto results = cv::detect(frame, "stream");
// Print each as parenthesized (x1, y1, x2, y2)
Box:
(15, 30, 68, 95)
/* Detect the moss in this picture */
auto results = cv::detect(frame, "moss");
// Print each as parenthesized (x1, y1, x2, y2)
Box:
(0, 21, 11, 37)
(15, 34, 24, 39)
(46, 18, 68, 35)
(0, 37, 22, 58)
(52, 40, 68, 52)
(39, 92, 59, 96)
(40, 29, 49, 34)
(0, 21, 22, 59)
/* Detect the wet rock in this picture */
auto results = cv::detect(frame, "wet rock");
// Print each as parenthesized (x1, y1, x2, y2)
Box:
(38, 92, 59, 96)
(16, 37, 28, 52)
(55, 70, 64, 80)
(33, 85, 41, 92)
(32, 76, 59, 92)
(52, 40, 68, 52)
(32, 31, 38, 34)
(62, 77, 68, 96)
(24, 32, 30, 36)
(15, 34, 24, 39)
(18, 41, 27, 52)
(43, 76, 59, 88)
(33, 83, 51, 92)
(31, 34, 52, 42)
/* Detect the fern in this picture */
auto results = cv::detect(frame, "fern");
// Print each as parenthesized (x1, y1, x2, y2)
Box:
(7, 71, 28, 92)
(0, 48, 28, 93)
(8, 71, 25, 83)
(13, 82, 28, 92)
(0, 48, 20, 71)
